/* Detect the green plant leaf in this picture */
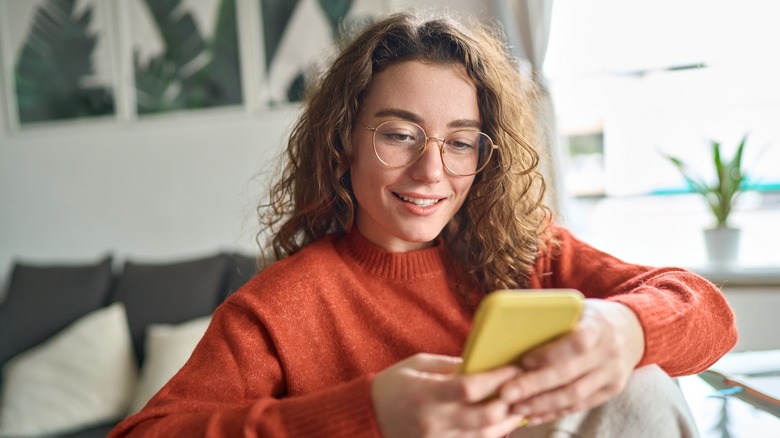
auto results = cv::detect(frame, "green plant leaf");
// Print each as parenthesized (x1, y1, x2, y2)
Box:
(731, 135, 747, 189)
(261, 0, 301, 70)
(133, 51, 179, 113)
(135, 0, 241, 113)
(663, 136, 751, 228)
(143, 0, 207, 71)
(201, 0, 242, 105)
(664, 154, 711, 195)
(14, 0, 114, 122)
(135, 0, 208, 113)
(318, 0, 352, 40)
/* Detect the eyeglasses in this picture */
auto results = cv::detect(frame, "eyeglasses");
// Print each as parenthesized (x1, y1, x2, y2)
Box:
(359, 120, 498, 176)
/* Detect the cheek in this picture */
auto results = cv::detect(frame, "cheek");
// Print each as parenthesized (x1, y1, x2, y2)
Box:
(350, 157, 384, 207)
(350, 148, 372, 190)
(351, 142, 398, 188)
(455, 177, 476, 199)
(350, 139, 378, 175)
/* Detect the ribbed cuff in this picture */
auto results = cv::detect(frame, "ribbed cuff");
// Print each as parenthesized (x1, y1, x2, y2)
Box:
(278, 375, 381, 437)
(608, 290, 679, 369)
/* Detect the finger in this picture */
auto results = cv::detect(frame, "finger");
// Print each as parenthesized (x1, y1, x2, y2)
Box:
(429, 365, 520, 403)
(500, 354, 593, 404)
(464, 414, 527, 438)
(510, 368, 606, 418)
(450, 398, 509, 430)
(524, 385, 618, 427)
(405, 353, 464, 374)
(447, 400, 526, 438)
(521, 325, 598, 370)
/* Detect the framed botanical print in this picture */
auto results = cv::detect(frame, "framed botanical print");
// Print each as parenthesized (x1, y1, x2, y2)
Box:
(1, 0, 118, 126)
(126, 0, 243, 115)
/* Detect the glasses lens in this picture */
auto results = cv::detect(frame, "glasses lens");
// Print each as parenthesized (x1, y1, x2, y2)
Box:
(372, 121, 494, 175)
(443, 130, 493, 175)
(373, 121, 425, 167)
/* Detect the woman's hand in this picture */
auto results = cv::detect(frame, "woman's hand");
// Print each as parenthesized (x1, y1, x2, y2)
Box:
(371, 353, 525, 438)
(499, 299, 645, 426)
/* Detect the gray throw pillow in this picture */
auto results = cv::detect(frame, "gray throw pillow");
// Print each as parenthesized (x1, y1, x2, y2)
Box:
(111, 254, 228, 364)
(0, 256, 113, 367)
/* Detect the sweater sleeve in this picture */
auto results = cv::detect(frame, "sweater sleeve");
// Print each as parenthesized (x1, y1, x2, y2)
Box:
(108, 301, 382, 438)
(531, 226, 737, 377)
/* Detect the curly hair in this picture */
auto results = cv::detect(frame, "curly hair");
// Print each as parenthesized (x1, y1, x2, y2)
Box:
(260, 11, 552, 292)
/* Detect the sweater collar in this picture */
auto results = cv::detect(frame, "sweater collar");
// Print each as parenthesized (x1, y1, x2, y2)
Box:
(338, 227, 450, 280)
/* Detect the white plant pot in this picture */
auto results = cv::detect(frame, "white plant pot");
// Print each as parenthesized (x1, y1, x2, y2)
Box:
(703, 227, 741, 266)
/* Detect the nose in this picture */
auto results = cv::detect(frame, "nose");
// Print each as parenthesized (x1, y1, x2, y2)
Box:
(409, 137, 445, 182)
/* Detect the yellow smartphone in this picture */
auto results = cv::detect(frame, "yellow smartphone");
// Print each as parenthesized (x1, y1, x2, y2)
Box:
(460, 289, 585, 374)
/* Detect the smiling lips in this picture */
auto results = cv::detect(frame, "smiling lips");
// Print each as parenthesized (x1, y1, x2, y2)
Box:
(394, 192, 443, 207)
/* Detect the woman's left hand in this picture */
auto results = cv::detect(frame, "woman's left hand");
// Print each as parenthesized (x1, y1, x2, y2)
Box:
(498, 299, 645, 426)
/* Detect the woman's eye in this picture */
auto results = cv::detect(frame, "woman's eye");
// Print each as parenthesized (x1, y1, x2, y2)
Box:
(382, 132, 416, 143)
(447, 139, 476, 151)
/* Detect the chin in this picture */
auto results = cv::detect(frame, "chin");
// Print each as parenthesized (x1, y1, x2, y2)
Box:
(398, 228, 443, 245)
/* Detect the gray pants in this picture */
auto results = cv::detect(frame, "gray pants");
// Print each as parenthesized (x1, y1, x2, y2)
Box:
(511, 365, 699, 438)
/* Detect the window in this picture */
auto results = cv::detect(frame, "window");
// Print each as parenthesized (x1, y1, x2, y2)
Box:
(544, 0, 780, 198)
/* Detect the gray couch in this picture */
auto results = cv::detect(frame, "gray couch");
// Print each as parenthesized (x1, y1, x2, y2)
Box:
(0, 252, 257, 437)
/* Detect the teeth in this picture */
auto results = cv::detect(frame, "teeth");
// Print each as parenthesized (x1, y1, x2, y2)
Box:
(397, 194, 440, 206)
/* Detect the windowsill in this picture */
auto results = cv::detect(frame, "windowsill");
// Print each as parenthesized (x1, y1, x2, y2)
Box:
(694, 266, 780, 287)
(565, 193, 780, 287)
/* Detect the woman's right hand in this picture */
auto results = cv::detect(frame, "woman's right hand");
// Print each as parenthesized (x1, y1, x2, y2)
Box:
(371, 353, 525, 438)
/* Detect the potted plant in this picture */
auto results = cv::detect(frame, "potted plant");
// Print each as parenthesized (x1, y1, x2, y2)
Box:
(664, 135, 749, 266)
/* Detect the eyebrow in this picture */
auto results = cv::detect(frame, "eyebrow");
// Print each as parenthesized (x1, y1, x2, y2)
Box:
(373, 109, 482, 130)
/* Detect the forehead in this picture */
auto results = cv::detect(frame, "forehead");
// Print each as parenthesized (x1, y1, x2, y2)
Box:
(359, 60, 480, 123)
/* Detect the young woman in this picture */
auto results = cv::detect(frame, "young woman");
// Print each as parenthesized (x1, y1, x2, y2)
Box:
(111, 11, 736, 438)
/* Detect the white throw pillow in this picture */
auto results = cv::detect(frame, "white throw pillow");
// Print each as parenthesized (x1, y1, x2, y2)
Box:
(0, 302, 137, 437)
(128, 315, 211, 414)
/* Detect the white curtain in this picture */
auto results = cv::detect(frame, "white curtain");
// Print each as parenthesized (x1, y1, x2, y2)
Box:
(491, 0, 566, 219)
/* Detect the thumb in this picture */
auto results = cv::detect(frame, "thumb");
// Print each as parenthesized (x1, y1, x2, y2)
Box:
(404, 353, 463, 375)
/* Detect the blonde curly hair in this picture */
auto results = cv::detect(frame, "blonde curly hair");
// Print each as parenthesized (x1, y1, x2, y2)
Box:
(260, 11, 552, 292)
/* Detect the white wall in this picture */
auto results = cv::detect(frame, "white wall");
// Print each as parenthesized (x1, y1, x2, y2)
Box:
(0, 104, 299, 291)
(723, 287, 780, 352)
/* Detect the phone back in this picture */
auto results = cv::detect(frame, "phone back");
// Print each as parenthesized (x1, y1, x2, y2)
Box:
(460, 289, 584, 374)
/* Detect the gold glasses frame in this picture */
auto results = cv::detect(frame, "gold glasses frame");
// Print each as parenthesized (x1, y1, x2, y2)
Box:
(359, 120, 498, 176)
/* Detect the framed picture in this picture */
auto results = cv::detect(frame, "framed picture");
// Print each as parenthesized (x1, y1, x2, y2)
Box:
(126, 0, 243, 115)
(0, 0, 118, 127)
(259, 0, 386, 106)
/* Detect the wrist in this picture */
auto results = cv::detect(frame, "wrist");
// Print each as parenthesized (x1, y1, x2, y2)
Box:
(612, 301, 646, 368)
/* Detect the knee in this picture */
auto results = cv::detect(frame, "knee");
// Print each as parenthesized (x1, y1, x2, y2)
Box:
(512, 366, 699, 438)
(595, 364, 698, 437)
(621, 365, 686, 408)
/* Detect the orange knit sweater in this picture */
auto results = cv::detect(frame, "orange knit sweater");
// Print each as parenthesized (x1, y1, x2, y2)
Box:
(109, 226, 737, 437)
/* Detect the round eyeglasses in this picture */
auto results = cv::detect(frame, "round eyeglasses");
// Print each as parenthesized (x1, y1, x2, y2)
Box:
(360, 120, 498, 176)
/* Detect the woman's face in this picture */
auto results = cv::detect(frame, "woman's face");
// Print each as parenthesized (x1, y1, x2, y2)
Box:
(350, 60, 479, 252)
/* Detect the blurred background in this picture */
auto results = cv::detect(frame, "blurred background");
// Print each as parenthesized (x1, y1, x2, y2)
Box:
(1, 1, 779, 435)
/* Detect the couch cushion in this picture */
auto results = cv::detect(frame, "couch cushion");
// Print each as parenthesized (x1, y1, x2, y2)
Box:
(111, 254, 227, 364)
(0, 302, 137, 437)
(129, 315, 212, 414)
(0, 256, 113, 368)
